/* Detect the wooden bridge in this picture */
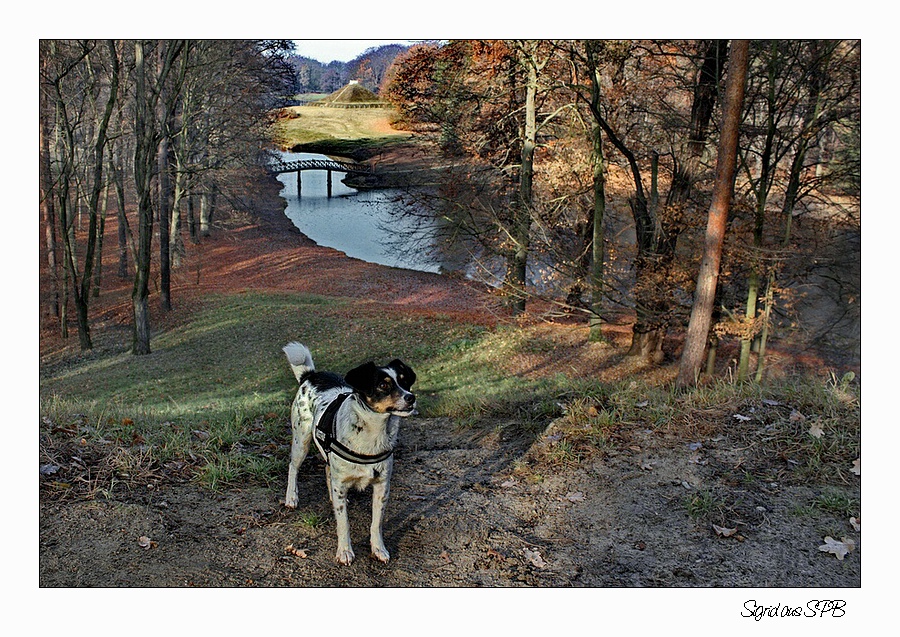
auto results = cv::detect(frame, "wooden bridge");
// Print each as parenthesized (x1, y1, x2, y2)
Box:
(268, 158, 372, 197)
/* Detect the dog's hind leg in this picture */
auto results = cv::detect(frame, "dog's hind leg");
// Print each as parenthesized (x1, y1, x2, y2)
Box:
(369, 476, 391, 563)
(284, 400, 313, 509)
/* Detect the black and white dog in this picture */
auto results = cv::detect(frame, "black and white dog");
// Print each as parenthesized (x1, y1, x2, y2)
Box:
(282, 342, 417, 565)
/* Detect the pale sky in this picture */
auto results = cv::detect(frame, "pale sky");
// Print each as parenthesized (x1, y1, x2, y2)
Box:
(292, 40, 421, 63)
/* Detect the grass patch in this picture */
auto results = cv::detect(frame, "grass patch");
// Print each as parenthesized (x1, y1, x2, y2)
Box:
(271, 105, 410, 156)
(41, 291, 860, 497)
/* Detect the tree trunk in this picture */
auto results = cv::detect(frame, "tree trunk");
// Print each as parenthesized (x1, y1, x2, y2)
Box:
(588, 120, 606, 341)
(628, 40, 728, 363)
(158, 130, 173, 311)
(584, 43, 607, 342)
(132, 40, 156, 355)
(509, 48, 538, 316)
(40, 110, 60, 320)
(676, 40, 749, 389)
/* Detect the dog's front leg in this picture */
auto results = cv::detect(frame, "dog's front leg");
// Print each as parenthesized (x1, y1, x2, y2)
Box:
(330, 477, 354, 565)
(370, 475, 390, 563)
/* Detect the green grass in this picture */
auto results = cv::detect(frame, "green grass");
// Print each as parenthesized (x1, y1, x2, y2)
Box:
(40, 292, 573, 491)
(40, 290, 861, 495)
(271, 105, 410, 158)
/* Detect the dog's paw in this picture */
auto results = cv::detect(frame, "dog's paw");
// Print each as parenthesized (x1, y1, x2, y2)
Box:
(371, 546, 391, 563)
(335, 548, 355, 566)
(284, 494, 298, 509)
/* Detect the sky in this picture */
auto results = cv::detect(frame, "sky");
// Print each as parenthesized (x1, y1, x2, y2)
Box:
(292, 40, 422, 63)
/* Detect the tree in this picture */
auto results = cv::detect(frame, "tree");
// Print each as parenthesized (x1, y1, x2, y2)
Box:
(132, 39, 184, 354)
(41, 40, 120, 350)
(677, 40, 750, 388)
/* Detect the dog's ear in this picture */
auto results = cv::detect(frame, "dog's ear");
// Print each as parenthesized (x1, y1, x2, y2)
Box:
(388, 359, 416, 389)
(345, 362, 379, 395)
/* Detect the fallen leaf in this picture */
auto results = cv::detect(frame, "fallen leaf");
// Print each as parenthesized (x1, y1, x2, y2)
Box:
(629, 445, 642, 452)
(523, 547, 547, 569)
(850, 516, 860, 531)
(713, 524, 738, 538)
(635, 400, 649, 408)
(440, 550, 451, 563)
(808, 422, 824, 438)
(790, 409, 806, 422)
(563, 491, 585, 502)
(284, 544, 308, 558)
(733, 414, 751, 422)
(192, 430, 210, 441)
(640, 460, 655, 471)
(500, 479, 518, 488)
(851, 458, 860, 476)
(586, 405, 599, 417)
(137, 536, 157, 550)
(761, 399, 782, 406)
(40, 464, 60, 476)
(486, 548, 504, 560)
(818, 536, 855, 561)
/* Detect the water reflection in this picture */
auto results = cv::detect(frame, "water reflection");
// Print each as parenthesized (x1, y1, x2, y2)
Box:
(275, 151, 441, 273)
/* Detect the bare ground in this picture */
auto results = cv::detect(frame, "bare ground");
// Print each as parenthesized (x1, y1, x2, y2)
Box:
(38, 156, 861, 591)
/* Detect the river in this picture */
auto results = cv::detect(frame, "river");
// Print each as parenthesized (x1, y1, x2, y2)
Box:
(275, 151, 447, 273)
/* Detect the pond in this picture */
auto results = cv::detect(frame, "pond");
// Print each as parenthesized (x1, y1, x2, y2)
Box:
(275, 151, 445, 273)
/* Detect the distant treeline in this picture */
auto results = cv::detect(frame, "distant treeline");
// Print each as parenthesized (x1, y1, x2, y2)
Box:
(288, 43, 412, 95)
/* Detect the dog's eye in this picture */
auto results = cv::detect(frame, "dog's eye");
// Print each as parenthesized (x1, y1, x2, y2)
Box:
(379, 380, 392, 392)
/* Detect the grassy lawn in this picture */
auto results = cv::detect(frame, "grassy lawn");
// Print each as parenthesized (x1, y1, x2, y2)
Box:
(270, 105, 410, 158)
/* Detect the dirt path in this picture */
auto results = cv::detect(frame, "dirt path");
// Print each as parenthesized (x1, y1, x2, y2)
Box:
(40, 409, 859, 587)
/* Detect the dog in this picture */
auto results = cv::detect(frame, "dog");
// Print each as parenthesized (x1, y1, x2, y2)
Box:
(282, 342, 417, 565)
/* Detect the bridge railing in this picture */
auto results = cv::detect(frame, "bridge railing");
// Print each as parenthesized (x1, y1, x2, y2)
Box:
(267, 158, 372, 175)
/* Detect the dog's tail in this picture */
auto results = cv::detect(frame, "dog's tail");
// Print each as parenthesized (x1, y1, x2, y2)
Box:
(283, 342, 315, 382)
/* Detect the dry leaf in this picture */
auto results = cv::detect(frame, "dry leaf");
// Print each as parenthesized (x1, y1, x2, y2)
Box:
(713, 524, 738, 538)
(790, 409, 806, 422)
(523, 547, 546, 568)
(808, 422, 824, 438)
(564, 491, 585, 503)
(284, 544, 308, 558)
(850, 517, 860, 531)
(640, 460, 655, 471)
(818, 536, 855, 561)
(851, 458, 860, 476)
(733, 414, 751, 422)
(137, 536, 157, 549)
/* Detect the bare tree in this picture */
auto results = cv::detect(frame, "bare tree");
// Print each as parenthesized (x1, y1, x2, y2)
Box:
(677, 40, 750, 388)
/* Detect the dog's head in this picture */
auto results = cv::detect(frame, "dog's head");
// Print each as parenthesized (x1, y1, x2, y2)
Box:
(345, 359, 417, 416)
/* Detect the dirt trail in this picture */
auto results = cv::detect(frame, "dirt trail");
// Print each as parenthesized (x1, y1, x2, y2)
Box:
(40, 411, 859, 587)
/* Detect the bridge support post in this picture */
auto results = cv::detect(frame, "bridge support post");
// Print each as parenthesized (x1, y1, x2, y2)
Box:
(296, 171, 302, 197)
(327, 170, 333, 198)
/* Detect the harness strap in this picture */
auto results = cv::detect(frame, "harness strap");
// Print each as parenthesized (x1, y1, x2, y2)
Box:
(315, 393, 394, 465)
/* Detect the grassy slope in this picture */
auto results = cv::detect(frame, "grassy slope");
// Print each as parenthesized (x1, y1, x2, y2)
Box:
(270, 105, 411, 159)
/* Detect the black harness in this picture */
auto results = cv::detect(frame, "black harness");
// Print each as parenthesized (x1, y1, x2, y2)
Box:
(314, 393, 394, 465)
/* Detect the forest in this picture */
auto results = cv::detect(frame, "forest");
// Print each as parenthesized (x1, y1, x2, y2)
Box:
(39, 39, 860, 386)
(37, 39, 863, 593)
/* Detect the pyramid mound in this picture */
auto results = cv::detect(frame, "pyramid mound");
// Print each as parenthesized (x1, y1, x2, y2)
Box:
(320, 81, 381, 105)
